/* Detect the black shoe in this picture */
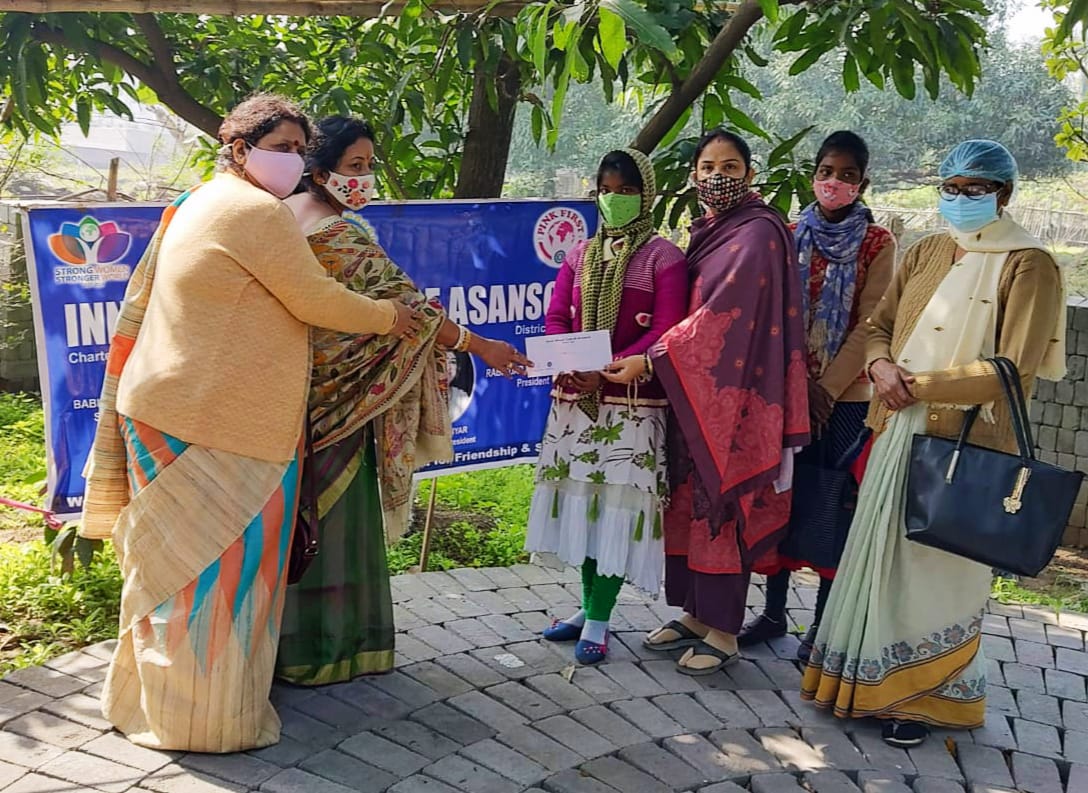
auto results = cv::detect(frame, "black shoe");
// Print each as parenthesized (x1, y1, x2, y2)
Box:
(882, 719, 929, 748)
(737, 614, 787, 647)
(797, 623, 818, 664)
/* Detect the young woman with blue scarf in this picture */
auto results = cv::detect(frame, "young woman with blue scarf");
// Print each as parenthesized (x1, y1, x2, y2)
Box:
(739, 131, 895, 662)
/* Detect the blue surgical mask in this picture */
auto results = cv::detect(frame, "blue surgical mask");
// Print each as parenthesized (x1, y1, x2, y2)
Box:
(939, 193, 1000, 233)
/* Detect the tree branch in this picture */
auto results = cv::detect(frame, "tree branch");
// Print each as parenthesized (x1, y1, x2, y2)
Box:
(134, 14, 176, 75)
(630, 0, 800, 153)
(30, 21, 224, 138)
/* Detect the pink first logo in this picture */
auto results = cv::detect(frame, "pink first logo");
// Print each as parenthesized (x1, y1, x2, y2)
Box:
(533, 207, 588, 268)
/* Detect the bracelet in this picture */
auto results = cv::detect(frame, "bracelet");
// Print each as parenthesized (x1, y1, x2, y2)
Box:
(639, 353, 654, 384)
(454, 326, 473, 353)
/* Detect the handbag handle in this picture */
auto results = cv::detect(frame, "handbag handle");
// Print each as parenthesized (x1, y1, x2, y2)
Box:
(946, 356, 1034, 482)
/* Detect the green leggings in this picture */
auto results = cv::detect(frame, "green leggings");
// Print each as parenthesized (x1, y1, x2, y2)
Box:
(581, 558, 624, 622)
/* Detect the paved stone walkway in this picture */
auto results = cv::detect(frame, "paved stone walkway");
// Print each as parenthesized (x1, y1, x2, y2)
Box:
(0, 564, 1086, 792)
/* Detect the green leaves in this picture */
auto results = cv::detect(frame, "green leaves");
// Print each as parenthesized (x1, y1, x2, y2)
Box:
(599, 0, 677, 58)
(597, 7, 626, 70)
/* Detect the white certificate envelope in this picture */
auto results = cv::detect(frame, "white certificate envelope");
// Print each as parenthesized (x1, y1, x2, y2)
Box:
(525, 331, 613, 377)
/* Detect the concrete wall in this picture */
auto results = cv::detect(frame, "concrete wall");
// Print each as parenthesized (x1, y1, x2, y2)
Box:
(0, 208, 38, 392)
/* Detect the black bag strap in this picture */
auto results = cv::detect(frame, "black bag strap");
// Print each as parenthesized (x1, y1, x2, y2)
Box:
(991, 356, 1036, 463)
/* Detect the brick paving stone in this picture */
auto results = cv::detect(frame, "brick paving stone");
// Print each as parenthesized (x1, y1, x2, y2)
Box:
(850, 727, 916, 775)
(78, 730, 177, 774)
(293, 692, 383, 731)
(982, 615, 1010, 637)
(4, 711, 99, 749)
(600, 662, 667, 697)
(988, 602, 1022, 619)
(43, 651, 109, 684)
(907, 739, 964, 782)
(374, 720, 462, 760)
(261, 768, 363, 793)
(755, 728, 828, 773)
(985, 685, 1018, 717)
(437, 592, 492, 619)
(534, 714, 617, 758)
(416, 570, 466, 595)
(486, 681, 565, 721)
(179, 752, 280, 786)
(1009, 752, 1063, 793)
(435, 654, 507, 688)
(1063, 728, 1088, 764)
(799, 727, 872, 771)
(1057, 647, 1088, 676)
(748, 773, 807, 793)
(768, 634, 804, 662)
(611, 632, 663, 662)
(472, 642, 568, 679)
(652, 694, 723, 733)
(1010, 619, 1049, 644)
(567, 668, 628, 704)
(738, 690, 799, 728)
(40, 692, 113, 731)
(1065, 699, 1088, 732)
(410, 702, 496, 745)
(448, 690, 529, 733)
(339, 732, 430, 777)
(1066, 763, 1088, 793)
(1016, 692, 1061, 726)
(956, 744, 1015, 788)
(541, 768, 621, 793)
(401, 662, 476, 699)
(368, 672, 442, 710)
(1044, 624, 1084, 650)
(511, 564, 559, 586)
(2, 666, 84, 699)
(422, 754, 520, 793)
(569, 705, 650, 748)
(804, 769, 862, 792)
(1045, 668, 1087, 701)
(396, 634, 442, 663)
(911, 780, 966, 793)
(616, 742, 706, 790)
(394, 604, 428, 632)
(270, 684, 318, 710)
(857, 772, 911, 793)
(1015, 641, 1055, 669)
(0, 760, 23, 788)
(390, 575, 440, 603)
(38, 750, 146, 793)
(981, 637, 1015, 664)
(386, 774, 463, 793)
(1012, 718, 1061, 758)
(984, 658, 1004, 687)
(447, 568, 495, 592)
(663, 734, 738, 783)
(970, 711, 1018, 751)
(141, 764, 247, 793)
(479, 615, 537, 644)
(706, 729, 786, 779)
(530, 585, 578, 610)
(724, 660, 778, 690)
(694, 691, 763, 728)
(525, 675, 595, 712)
(82, 682, 104, 699)
(479, 566, 531, 589)
(756, 659, 804, 690)
(468, 590, 522, 616)
(1020, 606, 1059, 626)
(81, 640, 118, 662)
(494, 725, 582, 772)
(610, 698, 685, 739)
(2, 773, 87, 793)
(1003, 663, 1045, 693)
(459, 738, 549, 786)
(515, 612, 553, 634)
(409, 625, 474, 656)
(613, 604, 660, 632)
(778, 690, 842, 729)
(247, 737, 310, 768)
(298, 749, 398, 792)
(641, 660, 704, 694)
(582, 756, 672, 793)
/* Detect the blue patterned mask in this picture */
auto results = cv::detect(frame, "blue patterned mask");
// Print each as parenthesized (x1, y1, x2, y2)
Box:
(939, 193, 999, 233)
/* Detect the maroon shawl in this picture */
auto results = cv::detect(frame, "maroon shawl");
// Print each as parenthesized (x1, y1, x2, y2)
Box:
(652, 195, 810, 555)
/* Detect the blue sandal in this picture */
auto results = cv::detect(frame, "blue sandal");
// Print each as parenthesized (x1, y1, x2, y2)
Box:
(542, 619, 582, 642)
(574, 637, 608, 665)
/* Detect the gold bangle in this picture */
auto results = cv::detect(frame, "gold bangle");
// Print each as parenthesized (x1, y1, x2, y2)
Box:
(456, 327, 473, 353)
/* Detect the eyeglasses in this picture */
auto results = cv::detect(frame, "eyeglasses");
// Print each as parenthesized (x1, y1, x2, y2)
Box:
(937, 182, 1003, 200)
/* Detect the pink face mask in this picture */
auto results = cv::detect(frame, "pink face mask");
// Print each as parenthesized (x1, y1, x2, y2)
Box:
(813, 177, 861, 212)
(243, 144, 305, 199)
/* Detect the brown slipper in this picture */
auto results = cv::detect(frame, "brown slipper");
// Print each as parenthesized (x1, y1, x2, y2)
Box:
(643, 620, 702, 651)
(676, 640, 740, 676)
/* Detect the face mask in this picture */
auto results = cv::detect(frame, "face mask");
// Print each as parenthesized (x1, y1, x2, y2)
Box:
(325, 171, 376, 211)
(939, 193, 1000, 233)
(243, 144, 305, 199)
(813, 177, 861, 212)
(597, 192, 642, 229)
(695, 173, 749, 213)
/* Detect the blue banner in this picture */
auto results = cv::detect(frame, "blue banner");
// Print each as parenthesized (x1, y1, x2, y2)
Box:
(22, 199, 597, 517)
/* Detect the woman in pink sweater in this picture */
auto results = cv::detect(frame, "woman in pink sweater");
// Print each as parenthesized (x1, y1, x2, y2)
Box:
(526, 149, 688, 664)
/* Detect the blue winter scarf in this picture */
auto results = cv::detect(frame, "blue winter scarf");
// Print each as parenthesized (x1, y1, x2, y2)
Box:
(794, 201, 872, 374)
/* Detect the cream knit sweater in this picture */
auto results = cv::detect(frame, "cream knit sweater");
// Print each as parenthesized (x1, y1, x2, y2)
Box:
(116, 173, 398, 462)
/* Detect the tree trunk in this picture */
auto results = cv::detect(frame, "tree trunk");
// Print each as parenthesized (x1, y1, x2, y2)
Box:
(454, 54, 521, 198)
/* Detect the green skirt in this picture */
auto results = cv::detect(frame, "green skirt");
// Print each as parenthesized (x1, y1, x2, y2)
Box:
(276, 427, 395, 685)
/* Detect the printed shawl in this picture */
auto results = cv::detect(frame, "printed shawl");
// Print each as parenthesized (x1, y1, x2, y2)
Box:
(652, 194, 810, 549)
(306, 216, 452, 542)
(81, 190, 194, 541)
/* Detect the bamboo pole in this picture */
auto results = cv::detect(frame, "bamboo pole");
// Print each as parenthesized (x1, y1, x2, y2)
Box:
(0, 0, 523, 15)
(106, 157, 119, 201)
(410, 481, 439, 574)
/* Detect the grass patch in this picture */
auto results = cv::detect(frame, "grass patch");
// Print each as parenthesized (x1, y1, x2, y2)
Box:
(0, 393, 48, 539)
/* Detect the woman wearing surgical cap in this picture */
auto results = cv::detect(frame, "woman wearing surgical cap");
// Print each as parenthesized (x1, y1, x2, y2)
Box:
(801, 140, 1066, 748)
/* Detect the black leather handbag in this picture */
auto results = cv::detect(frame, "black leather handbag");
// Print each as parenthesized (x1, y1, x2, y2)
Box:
(288, 420, 320, 585)
(905, 356, 1083, 577)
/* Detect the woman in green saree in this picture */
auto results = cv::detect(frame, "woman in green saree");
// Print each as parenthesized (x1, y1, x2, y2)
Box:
(278, 116, 529, 685)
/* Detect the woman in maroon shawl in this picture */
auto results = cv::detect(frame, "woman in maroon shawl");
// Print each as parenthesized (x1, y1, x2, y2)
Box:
(605, 129, 809, 674)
